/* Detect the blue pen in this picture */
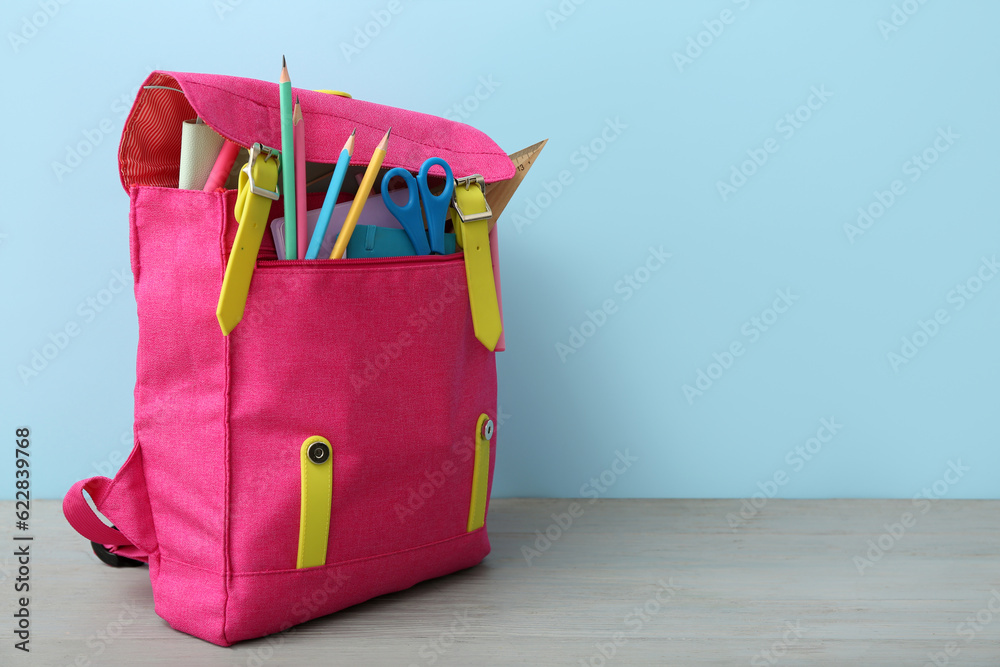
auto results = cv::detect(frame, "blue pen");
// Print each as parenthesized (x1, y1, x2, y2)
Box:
(306, 129, 355, 259)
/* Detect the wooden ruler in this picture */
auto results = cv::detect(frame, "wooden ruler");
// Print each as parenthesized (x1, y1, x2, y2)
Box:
(485, 139, 548, 229)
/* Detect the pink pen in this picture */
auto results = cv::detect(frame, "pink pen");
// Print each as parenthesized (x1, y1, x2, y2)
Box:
(203, 140, 240, 192)
(293, 98, 307, 259)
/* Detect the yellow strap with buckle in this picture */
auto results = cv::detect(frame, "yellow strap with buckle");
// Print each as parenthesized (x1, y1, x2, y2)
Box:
(451, 176, 502, 351)
(216, 143, 280, 335)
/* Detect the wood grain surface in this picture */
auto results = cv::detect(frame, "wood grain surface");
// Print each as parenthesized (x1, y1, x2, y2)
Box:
(2, 499, 998, 666)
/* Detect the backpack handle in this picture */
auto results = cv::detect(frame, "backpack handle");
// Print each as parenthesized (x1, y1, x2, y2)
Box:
(63, 477, 135, 547)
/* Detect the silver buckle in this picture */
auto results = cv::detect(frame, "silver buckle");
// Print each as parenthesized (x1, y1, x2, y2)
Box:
(452, 174, 492, 223)
(244, 143, 280, 201)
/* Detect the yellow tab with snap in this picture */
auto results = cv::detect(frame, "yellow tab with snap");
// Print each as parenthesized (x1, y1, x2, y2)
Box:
(297, 435, 333, 568)
(467, 414, 494, 532)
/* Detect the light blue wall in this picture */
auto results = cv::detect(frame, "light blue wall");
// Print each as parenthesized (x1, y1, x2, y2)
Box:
(3, 1, 998, 500)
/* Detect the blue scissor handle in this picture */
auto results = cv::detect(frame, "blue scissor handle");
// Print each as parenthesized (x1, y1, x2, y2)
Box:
(382, 168, 431, 256)
(417, 158, 454, 255)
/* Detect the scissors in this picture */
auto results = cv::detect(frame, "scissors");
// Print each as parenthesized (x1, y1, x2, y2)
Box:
(381, 157, 455, 255)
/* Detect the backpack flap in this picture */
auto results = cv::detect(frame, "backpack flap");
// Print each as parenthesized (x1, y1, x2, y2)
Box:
(118, 71, 515, 192)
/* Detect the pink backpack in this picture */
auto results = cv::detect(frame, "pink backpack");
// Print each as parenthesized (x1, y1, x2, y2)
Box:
(62, 70, 512, 646)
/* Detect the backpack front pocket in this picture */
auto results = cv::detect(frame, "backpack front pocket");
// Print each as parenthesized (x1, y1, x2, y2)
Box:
(225, 255, 497, 573)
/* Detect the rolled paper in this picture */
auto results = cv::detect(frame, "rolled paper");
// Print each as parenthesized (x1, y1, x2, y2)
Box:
(179, 119, 225, 190)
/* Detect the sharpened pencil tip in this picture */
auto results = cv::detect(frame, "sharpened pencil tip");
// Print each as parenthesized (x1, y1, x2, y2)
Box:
(282, 55, 286, 67)
(376, 127, 391, 152)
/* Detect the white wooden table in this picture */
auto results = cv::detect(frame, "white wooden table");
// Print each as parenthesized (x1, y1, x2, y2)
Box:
(2, 499, 998, 665)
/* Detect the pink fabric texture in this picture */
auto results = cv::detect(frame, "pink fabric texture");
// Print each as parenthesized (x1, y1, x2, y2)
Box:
(64, 72, 501, 646)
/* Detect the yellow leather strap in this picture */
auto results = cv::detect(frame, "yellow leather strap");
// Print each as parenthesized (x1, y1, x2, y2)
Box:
(467, 414, 493, 532)
(297, 435, 333, 568)
(451, 180, 502, 351)
(216, 145, 279, 335)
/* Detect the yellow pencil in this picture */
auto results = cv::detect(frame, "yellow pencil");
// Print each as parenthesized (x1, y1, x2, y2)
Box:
(329, 128, 391, 259)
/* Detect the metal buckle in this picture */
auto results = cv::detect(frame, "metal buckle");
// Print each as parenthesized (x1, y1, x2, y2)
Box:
(452, 174, 492, 223)
(243, 143, 281, 201)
